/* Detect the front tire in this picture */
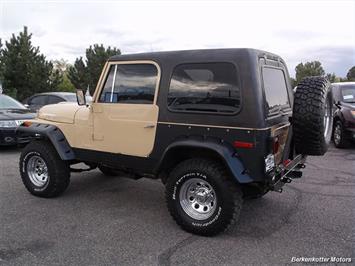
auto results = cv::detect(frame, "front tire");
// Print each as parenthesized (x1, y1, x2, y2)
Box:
(19, 140, 70, 198)
(165, 159, 243, 236)
(333, 121, 348, 148)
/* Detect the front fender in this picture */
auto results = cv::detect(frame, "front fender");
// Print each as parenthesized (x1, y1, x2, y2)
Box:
(16, 123, 75, 160)
(158, 139, 253, 184)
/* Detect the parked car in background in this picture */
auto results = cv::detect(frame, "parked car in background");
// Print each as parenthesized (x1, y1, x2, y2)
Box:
(23, 92, 92, 112)
(331, 82, 355, 148)
(0, 94, 36, 146)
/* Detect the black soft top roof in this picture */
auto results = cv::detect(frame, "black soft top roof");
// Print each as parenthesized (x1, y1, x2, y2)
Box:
(108, 48, 282, 63)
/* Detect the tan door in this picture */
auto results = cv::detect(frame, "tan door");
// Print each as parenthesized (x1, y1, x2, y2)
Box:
(92, 61, 161, 157)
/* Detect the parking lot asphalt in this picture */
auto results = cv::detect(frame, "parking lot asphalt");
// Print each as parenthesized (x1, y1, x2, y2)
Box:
(0, 144, 354, 266)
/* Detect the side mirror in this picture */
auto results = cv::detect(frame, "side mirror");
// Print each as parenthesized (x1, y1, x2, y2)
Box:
(76, 89, 87, 106)
(24, 104, 29, 108)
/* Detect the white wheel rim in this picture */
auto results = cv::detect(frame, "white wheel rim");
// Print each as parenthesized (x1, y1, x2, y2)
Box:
(27, 155, 49, 187)
(179, 177, 217, 220)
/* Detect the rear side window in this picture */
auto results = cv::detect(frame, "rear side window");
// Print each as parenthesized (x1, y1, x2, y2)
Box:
(99, 64, 158, 104)
(168, 63, 241, 114)
(262, 67, 290, 113)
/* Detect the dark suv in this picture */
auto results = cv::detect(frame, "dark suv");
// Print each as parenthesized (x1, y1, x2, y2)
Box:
(17, 49, 333, 236)
(331, 82, 355, 147)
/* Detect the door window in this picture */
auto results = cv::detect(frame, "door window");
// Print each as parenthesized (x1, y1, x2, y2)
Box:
(99, 64, 158, 104)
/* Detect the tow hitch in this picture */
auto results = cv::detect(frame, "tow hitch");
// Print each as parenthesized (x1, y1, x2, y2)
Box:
(270, 155, 307, 193)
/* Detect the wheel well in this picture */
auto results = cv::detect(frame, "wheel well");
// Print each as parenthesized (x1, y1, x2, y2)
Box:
(158, 146, 230, 184)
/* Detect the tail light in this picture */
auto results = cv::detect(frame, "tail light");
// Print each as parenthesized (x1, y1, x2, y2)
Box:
(283, 159, 291, 167)
(272, 136, 280, 154)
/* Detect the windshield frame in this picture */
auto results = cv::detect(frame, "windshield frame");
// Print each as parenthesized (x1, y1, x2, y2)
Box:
(0, 94, 26, 110)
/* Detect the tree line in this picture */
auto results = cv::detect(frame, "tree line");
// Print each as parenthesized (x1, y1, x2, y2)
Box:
(0, 26, 354, 101)
(0, 26, 120, 100)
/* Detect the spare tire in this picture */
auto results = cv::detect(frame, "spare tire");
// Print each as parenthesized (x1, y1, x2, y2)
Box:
(293, 76, 333, 155)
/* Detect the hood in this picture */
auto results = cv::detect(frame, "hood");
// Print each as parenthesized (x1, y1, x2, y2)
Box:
(0, 108, 36, 120)
(38, 103, 82, 124)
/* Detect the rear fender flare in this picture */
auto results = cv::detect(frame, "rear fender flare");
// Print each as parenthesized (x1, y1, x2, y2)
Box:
(157, 139, 253, 184)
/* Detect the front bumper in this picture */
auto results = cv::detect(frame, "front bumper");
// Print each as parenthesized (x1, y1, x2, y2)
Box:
(0, 128, 31, 145)
(344, 127, 355, 141)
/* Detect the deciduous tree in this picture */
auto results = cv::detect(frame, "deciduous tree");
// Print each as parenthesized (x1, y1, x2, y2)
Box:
(295, 61, 325, 84)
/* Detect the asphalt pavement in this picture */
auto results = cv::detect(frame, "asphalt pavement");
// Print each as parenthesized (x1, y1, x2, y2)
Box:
(0, 144, 354, 265)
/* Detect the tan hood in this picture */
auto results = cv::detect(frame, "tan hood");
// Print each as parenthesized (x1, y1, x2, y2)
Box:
(38, 103, 82, 124)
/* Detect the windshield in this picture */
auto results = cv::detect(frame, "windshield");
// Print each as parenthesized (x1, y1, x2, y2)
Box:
(63, 94, 93, 103)
(341, 85, 355, 103)
(0, 95, 26, 109)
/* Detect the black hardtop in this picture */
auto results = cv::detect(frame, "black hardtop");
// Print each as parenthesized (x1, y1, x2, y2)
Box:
(108, 48, 290, 129)
(109, 48, 283, 65)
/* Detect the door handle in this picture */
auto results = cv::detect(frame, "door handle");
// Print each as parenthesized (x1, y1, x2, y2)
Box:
(144, 124, 155, 129)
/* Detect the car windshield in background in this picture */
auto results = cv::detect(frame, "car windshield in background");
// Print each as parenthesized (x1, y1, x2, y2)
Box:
(341, 85, 355, 103)
(262, 67, 290, 114)
(168, 63, 241, 114)
(0, 95, 26, 109)
(63, 94, 93, 103)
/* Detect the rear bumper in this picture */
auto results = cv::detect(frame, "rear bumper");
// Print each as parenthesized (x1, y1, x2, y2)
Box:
(0, 128, 31, 146)
(270, 154, 307, 192)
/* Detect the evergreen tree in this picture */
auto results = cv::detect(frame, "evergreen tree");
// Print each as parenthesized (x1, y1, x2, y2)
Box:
(346, 66, 355, 81)
(68, 44, 120, 95)
(0, 39, 3, 86)
(1, 26, 61, 100)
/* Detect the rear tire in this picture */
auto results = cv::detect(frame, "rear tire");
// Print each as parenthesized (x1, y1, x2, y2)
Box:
(165, 159, 243, 236)
(293, 76, 333, 155)
(19, 140, 70, 198)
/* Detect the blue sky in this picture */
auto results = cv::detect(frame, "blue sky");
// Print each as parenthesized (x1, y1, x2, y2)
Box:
(1, 0, 354, 77)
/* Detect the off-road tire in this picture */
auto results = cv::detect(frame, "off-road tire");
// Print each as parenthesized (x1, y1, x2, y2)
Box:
(98, 165, 120, 176)
(165, 158, 243, 236)
(293, 76, 333, 155)
(19, 140, 70, 198)
(333, 121, 349, 148)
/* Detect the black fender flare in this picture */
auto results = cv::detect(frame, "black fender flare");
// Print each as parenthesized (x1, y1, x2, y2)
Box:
(16, 123, 75, 160)
(157, 139, 253, 184)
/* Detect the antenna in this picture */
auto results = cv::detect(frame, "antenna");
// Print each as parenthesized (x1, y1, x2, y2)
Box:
(86, 84, 91, 96)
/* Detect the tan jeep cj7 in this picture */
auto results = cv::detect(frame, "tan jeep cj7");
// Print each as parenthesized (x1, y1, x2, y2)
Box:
(17, 49, 333, 236)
